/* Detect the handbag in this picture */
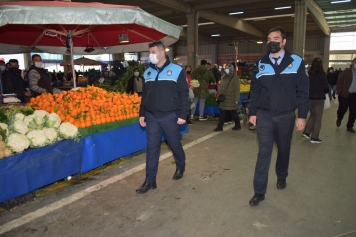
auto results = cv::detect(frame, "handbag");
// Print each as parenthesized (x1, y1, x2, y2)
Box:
(324, 93, 330, 109)
(216, 77, 233, 103)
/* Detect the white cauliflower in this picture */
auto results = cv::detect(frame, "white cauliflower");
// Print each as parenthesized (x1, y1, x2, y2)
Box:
(43, 127, 58, 144)
(24, 114, 38, 130)
(33, 110, 49, 126)
(9, 120, 28, 135)
(0, 123, 9, 136)
(45, 113, 61, 128)
(59, 122, 79, 139)
(6, 133, 30, 153)
(27, 130, 47, 148)
(10, 112, 25, 122)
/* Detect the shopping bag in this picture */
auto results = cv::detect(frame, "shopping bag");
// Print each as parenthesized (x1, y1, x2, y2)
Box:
(189, 87, 194, 99)
(324, 94, 330, 109)
(216, 93, 226, 103)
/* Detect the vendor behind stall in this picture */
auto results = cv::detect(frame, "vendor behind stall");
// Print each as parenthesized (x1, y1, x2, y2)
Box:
(28, 54, 61, 97)
(2, 59, 30, 103)
(126, 67, 143, 95)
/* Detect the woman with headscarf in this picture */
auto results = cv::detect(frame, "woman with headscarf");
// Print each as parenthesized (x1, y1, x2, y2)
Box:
(303, 57, 329, 143)
(213, 63, 241, 131)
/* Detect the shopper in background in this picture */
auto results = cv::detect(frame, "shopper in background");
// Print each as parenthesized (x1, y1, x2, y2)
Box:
(0, 60, 6, 94)
(327, 67, 338, 100)
(190, 59, 216, 120)
(213, 63, 241, 131)
(303, 58, 329, 143)
(137, 41, 189, 194)
(248, 26, 309, 206)
(2, 59, 30, 103)
(336, 57, 356, 133)
(211, 64, 222, 84)
(126, 67, 144, 96)
(185, 65, 194, 125)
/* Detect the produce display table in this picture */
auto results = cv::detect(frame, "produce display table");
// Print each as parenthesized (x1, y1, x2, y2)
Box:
(192, 92, 249, 115)
(0, 122, 188, 203)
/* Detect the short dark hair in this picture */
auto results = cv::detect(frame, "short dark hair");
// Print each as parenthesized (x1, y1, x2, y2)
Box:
(268, 26, 286, 39)
(148, 41, 165, 51)
(309, 57, 324, 75)
(32, 54, 41, 61)
(207, 62, 211, 66)
(353, 57, 356, 62)
(201, 59, 207, 65)
(9, 59, 19, 64)
(184, 65, 192, 70)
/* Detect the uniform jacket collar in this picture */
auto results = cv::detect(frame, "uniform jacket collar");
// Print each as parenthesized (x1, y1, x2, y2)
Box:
(261, 50, 295, 74)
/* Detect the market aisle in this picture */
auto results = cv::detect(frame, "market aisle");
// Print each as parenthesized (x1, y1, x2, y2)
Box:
(0, 99, 355, 237)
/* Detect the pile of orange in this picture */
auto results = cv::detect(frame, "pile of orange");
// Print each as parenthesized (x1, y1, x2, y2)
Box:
(27, 86, 141, 128)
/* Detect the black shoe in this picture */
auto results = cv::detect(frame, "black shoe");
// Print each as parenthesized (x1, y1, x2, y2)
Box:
(333, 96, 336, 99)
(277, 178, 286, 189)
(232, 127, 241, 130)
(302, 132, 310, 139)
(336, 119, 341, 127)
(188, 120, 194, 125)
(310, 138, 322, 143)
(249, 194, 265, 206)
(172, 168, 185, 180)
(347, 128, 356, 133)
(213, 127, 223, 132)
(135, 181, 157, 194)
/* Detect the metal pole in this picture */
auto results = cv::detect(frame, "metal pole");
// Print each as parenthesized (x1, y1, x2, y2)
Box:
(69, 30, 77, 89)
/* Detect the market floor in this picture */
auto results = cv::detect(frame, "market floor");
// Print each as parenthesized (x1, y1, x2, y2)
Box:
(1, 100, 356, 237)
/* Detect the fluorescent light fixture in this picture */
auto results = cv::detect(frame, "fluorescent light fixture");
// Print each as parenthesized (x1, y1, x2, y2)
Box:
(275, 6, 292, 10)
(181, 22, 215, 27)
(229, 11, 244, 15)
(165, 48, 170, 52)
(211, 34, 220, 37)
(256, 40, 263, 44)
(331, 0, 351, 3)
(339, 24, 352, 27)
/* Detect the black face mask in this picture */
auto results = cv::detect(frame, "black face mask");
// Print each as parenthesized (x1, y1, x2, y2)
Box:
(186, 71, 191, 75)
(267, 41, 282, 54)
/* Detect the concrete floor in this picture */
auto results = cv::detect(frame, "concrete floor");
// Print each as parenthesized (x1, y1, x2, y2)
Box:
(0, 99, 355, 237)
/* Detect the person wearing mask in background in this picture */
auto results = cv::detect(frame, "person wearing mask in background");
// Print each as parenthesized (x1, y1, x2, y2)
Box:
(28, 54, 61, 97)
(336, 57, 356, 133)
(126, 67, 144, 96)
(327, 67, 338, 100)
(213, 63, 241, 131)
(2, 59, 30, 103)
(190, 60, 216, 120)
(248, 27, 309, 206)
(137, 41, 189, 194)
(185, 65, 194, 125)
(211, 64, 222, 84)
(303, 58, 329, 143)
(0, 60, 6, 94)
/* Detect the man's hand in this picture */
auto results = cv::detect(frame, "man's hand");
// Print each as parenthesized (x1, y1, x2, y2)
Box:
(249, 115, 257, 126)
(295, 118, 306, 131)
(177, 118, 186, 125)
(24, 91, 31, 97)
(139, 117, 146, 127)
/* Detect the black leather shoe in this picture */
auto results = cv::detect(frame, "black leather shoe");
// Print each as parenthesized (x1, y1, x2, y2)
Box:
(249, 194, 265, 206)
(232, 126, 241, 130)
(213, 127, 223, 132)
(347, 128, 356, 133)
(172, 168, 185, 180)
(336, 119, 341, 127)
(135, 182, 157, 194)
(277, 178, 286, 189)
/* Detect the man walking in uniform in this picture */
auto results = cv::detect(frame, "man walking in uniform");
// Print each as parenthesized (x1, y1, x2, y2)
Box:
(248, 27, 309, 206)
(136, 41, 189, 194)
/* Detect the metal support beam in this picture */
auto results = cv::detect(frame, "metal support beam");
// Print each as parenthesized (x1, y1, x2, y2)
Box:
(199, 10, 265, 39)
(323, 35, 331, 70)
(195, 0, 267, 10)
(306, 0, 330, 35)
(186, 11, 199, 69)
(293, 0, 307, 57)
(148, 0, 191, 14)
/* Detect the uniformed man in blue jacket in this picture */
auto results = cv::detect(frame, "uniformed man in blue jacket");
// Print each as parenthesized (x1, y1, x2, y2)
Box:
(136, 41, 189, 194)
(248, 27, 309, 206)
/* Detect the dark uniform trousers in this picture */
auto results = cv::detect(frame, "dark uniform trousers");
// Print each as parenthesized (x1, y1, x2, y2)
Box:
(337, 93, 356, 129)
(253, 109, 295, 194)
(145, 111, 186, 183)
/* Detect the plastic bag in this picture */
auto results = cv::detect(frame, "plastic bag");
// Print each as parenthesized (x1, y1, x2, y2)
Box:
(189, 88, 194, 99)
(324, 94, 330, 110)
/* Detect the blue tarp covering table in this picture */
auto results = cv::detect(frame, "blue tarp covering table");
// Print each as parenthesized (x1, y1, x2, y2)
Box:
(0, 139, 83, 204)
(0, 122, 188, 203)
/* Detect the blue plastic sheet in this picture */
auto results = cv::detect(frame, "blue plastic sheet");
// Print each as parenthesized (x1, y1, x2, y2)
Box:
(0, 139, 83, 203)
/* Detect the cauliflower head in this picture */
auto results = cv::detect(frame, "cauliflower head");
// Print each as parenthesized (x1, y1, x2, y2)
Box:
(43, 127, 58, 144)
(6, 133, 30, 153)
(27, 130, 47, 148)
(45, 113, 61, 128)
(9, 112, 25, 123)
(9, 120, 28, 135)
(32, 110, 49, 127)
(59, 122, 79, 139)
(0, 123, 9, 136)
